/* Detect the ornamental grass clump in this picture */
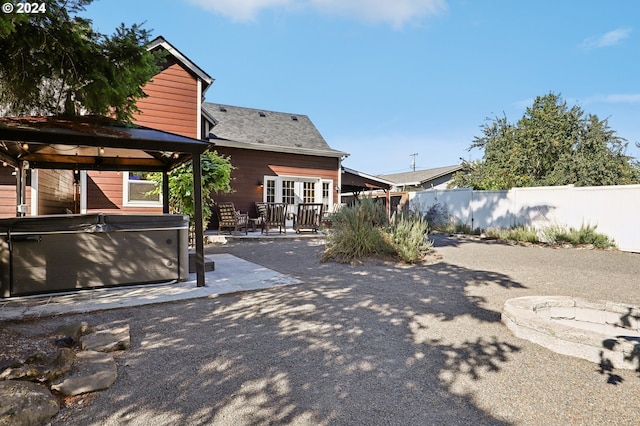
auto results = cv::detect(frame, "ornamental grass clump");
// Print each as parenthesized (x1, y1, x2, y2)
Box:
(542, 223, 615, 248)
(322, 199, 394, 263)
(494, 225, 540, 243)
(322, 199, 433, 263)
(390, 213, 433, 263)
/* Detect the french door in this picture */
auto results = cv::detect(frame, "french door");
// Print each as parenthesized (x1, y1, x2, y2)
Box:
(263, 176, 332, 213)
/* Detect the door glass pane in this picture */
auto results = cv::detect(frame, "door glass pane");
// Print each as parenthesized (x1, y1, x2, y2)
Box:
(322, 182, 330, 211)
(303, 181, 315, 203)
(266, 179, 275, 202)
(282, 180, 295, 205)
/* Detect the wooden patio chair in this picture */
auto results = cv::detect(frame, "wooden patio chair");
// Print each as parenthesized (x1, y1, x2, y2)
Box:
(216, 202, 248, 235)
(262, 202, 287, 235)
(293, 203, 324, 233)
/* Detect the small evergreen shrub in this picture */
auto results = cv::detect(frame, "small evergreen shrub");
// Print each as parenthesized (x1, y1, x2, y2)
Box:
(322, 199, 394, 263)
(505, 226, 540, 243)
(542, 223, 615, 248)
(391, 213, 433, 263)
(484, 226, 539, 243)
(322, 199, 433, 263)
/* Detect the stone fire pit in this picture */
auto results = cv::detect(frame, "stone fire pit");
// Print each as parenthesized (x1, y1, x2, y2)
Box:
(502, 296, 640, 370)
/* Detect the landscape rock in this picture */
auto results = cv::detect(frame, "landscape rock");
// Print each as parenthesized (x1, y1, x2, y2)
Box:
(55, 321, 92, 343)
(50, 350, 117, 396)
(0, 380, 59, 426)
(81, 324, 130, 352)
(0, 348, 75, 382)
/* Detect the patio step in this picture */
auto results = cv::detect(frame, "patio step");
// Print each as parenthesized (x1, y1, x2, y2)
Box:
(188, 252, 215, 273)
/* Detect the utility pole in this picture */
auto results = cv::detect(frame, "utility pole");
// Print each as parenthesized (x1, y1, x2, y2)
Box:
(410, 153, 418, 172)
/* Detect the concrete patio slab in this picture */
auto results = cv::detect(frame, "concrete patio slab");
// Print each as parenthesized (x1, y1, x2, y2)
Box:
(0, 254, 302, 322)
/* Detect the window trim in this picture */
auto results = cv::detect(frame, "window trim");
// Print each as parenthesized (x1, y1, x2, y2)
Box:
(122, 171, 163, 207)
(263, 175, 333, 210)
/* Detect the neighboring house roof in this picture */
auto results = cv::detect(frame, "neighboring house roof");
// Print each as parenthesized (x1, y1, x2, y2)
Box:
(341, 166, 394, 192)
(378, 165, 463, 187)
(148, 36, 214, 95)
(202, 103, 348, 158)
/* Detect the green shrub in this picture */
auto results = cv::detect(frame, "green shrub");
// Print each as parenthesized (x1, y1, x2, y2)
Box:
(542, 223, 615, 248)
(505, 226, 540, 243)
(322, 199, 433, 263)
(322, 199, 394, 263)
(390, 213, 433, 263)
(484, 226, 539, 243)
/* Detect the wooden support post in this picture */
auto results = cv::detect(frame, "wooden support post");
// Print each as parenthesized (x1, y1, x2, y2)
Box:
(162, 170, 170, 214)
(192, 152, 205, 287)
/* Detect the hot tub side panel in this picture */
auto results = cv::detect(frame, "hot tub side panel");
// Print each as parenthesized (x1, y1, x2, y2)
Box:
(10, 230, 183, 296)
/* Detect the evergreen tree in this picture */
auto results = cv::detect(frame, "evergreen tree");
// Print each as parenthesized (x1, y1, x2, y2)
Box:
(0, 0, 159, 122)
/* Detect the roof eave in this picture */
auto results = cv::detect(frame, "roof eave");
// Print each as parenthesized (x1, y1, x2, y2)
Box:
(342, 166, 395, 186)
(210, 138, 348, 158)
(148, 36, 214, 90)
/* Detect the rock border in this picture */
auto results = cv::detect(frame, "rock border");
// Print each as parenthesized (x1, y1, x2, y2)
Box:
(502, 296, 640, 370)
(0, 321, 130, 426)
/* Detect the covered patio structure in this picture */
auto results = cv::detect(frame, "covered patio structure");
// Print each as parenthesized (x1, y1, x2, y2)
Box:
(0, 116, 211, 294)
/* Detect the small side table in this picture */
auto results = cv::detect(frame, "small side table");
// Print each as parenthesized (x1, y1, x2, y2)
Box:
(248, 217, 261, 232)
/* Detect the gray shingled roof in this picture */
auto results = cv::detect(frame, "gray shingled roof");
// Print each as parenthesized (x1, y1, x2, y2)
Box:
(202, 103, 347, 158)
(378, 165, 463, 186)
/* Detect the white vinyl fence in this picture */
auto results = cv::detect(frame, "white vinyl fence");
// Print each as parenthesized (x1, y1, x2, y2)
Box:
(409, 184, 640, 253)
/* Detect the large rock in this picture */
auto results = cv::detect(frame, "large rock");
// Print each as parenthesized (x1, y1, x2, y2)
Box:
(55, 321, 92, 343)
(81, 325, 130, 352)
(50, 350, 117, 396)
(0, 348, 75, 382)
(0, 380, 59, 426)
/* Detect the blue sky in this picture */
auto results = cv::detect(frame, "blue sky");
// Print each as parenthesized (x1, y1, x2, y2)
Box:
(85, 0, 640, 175)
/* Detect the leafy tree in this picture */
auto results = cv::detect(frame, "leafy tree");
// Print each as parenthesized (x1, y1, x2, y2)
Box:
(0, 0, 159, 122)
(151, 151, 234, 230)
(450, 93, 640, 189)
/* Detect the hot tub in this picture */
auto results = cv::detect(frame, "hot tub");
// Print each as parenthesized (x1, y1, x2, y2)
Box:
(0, 214, 189, 298)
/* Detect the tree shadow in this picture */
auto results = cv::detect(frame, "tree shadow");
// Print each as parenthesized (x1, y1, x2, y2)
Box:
(40, 239, 533, 425)
(598, 307, 640, 383)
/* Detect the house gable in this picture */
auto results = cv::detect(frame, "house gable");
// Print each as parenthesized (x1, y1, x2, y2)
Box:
(202, 103, 346, 158)
(133, 37, 214, 139)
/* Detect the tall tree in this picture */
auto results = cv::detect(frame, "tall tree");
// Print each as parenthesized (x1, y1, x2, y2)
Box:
(450, 93, 640, 189)
(0, 0, 159, 122)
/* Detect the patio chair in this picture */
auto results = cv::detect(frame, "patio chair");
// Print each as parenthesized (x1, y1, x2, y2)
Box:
(262, 202, 287, 235)
(293, 203, 324, 233)
(216, 202, 248, 235)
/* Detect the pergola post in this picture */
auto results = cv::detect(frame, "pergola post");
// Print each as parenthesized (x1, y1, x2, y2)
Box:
(162, 170, 170, 214)
(192, 152, 205, 287)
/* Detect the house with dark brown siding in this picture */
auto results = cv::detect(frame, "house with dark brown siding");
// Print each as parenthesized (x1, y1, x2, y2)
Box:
(0, 36, 350, 226)
(201, 103, 348, 225)
(81, 37, 214, 215)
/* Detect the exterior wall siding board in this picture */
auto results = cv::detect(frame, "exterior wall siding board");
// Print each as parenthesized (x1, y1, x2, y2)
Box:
(37, 169, 76, 215)
(133, 60, 198, 139)
(86, 171, 162, 215)
(0, 168, 31, 218)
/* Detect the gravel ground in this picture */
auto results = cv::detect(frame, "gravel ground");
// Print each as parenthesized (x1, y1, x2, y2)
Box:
(24, 235, 640, 425)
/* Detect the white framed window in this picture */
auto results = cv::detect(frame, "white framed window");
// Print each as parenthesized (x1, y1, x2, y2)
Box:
(123, 171, 162, 207)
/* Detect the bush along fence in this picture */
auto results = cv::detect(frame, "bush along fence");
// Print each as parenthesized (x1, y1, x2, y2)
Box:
(409, 184, 640, 253)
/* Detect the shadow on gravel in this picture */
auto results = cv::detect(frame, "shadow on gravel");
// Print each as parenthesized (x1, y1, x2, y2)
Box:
(51, 240, 528, 425)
